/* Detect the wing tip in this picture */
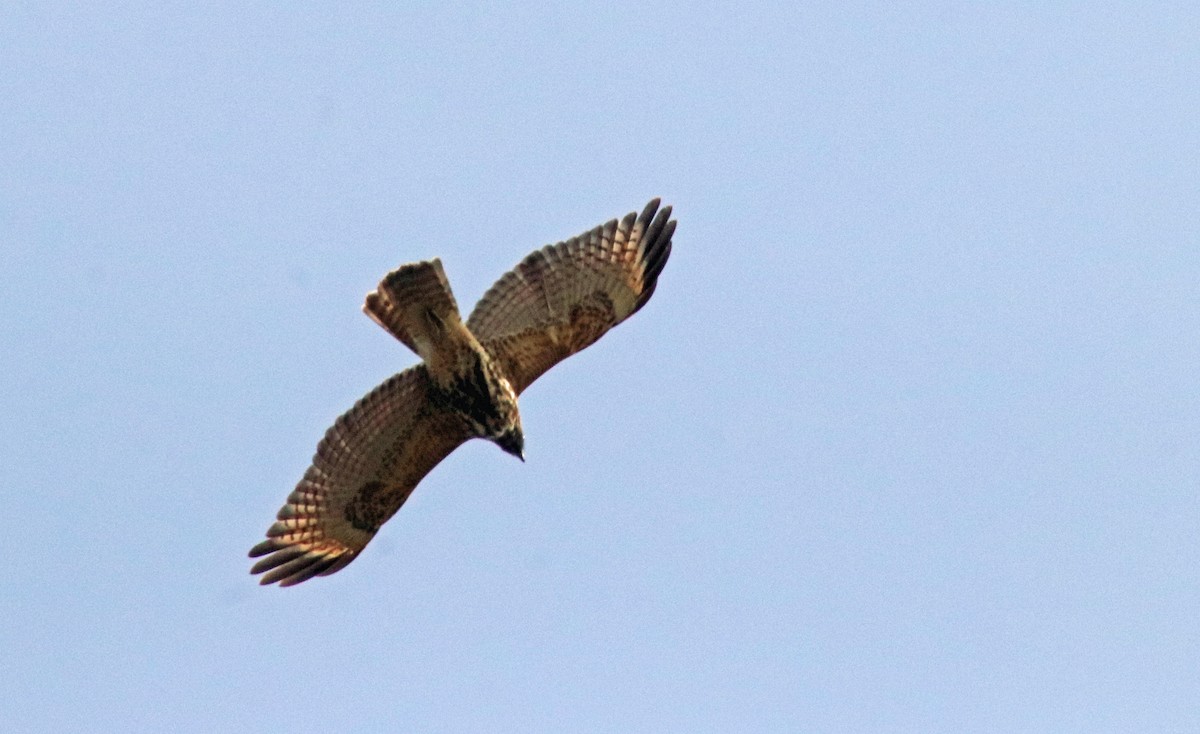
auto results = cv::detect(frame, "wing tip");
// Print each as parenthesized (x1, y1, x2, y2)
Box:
(633, 197, 676, 312)
(249, 523, 362, 587)
(249, 543, 357, 587)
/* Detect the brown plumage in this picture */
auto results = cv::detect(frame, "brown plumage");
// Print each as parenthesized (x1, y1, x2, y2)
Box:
(249, 198, 676, 586)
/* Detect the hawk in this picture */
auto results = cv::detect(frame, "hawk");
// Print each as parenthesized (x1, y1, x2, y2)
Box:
(249, 198, 676, 586)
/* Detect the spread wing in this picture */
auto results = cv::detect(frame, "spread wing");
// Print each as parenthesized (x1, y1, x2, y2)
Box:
(466, 198, 675, 394)
(248, 366, 472, 586)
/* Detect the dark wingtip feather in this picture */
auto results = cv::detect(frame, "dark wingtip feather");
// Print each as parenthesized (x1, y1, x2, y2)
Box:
(320, 555, 355, 576)
(642, 222, 674, 277)
(642, 205, 670, 246)
(258, 552, 327, 586)
(249, 538, 284, 558)
(249, 546, 307, 575)
(250, 535, 360, 585)
(632, 199, 675, 313)
(277, 555, 341, 587)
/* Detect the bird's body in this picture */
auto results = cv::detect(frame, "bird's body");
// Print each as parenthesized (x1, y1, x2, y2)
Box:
(250, 198, 676, 586)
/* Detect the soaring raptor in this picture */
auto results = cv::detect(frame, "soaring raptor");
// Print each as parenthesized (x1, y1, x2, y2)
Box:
(250, 199, 675, 586)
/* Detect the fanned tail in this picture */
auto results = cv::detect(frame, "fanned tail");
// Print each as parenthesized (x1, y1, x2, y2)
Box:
(363, 258, 462, 361)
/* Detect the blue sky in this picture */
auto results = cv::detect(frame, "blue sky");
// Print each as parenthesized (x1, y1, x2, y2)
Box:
(2, 3, 1198, 731)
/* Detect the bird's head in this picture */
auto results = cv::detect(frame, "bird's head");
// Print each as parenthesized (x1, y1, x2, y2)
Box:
(489, 376, 525, 462)
(494, 422, 525, 462)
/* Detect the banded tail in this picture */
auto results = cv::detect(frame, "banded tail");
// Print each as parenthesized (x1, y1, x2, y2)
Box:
(363, 258, 463, 364)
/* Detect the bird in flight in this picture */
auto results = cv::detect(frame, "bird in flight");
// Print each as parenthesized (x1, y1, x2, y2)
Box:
(249, 198, 676, 586)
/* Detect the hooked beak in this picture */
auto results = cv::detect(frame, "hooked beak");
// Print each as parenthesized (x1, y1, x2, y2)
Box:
(496, 427, 525, 462)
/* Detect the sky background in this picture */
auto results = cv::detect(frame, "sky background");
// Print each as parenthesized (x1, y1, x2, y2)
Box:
(2, 3, 1198, 732)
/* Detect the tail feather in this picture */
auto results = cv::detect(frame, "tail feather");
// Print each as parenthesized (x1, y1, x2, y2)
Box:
(363, 258, 462, 361)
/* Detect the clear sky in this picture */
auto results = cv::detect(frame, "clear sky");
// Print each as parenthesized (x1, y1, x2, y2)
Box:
(2, 3, 1197, 732)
